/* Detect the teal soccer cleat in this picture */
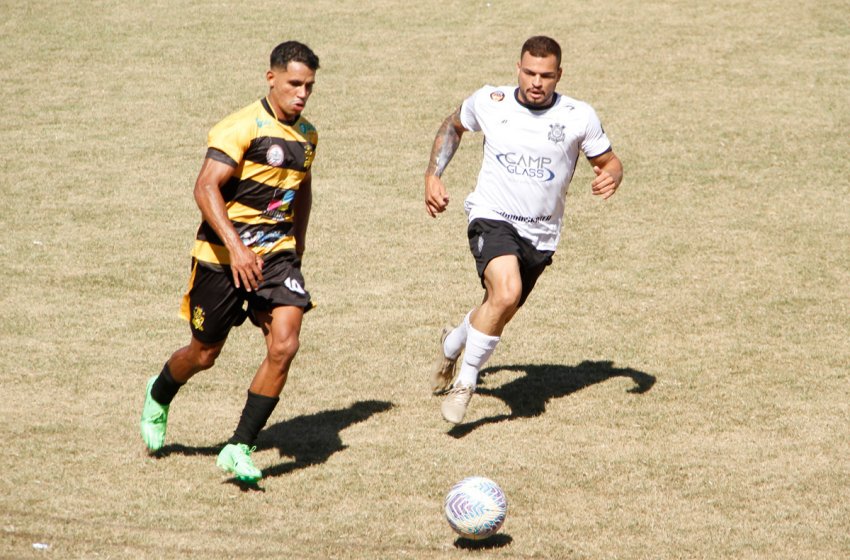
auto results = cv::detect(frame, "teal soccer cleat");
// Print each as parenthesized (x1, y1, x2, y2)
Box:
(216, 443, 262, 483)
(140, 375, 169, 452)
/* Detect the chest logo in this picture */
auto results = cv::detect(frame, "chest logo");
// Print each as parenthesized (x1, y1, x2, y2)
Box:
(490, 90, 505, 102)
(266, 144, 285, 167)
(548, 123, 566, 144)
(495, 152, 555, 181)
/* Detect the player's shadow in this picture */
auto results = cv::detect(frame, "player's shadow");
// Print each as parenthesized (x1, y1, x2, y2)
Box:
(256, 399, 393, 477)
(156, 399, 394, 483)
(448, 360, 655, 438)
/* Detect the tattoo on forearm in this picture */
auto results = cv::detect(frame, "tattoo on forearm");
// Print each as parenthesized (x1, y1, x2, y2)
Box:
(427, 111, 462, 177)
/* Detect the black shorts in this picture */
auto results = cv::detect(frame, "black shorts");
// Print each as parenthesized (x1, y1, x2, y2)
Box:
(180, 251, 313, 344)
(467, 218, 554, 308)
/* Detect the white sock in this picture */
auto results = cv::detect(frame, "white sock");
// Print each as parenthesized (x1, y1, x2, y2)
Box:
(443, 310, 472, 359)
(455, 324, 500, 389)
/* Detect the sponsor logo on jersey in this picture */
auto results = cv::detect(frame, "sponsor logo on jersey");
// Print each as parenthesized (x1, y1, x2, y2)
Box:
(490, 90, 505, 102)
(241, 230, 286, 249)
(257, 231, 285, 248)
(240, 230, 264, 246)
(495, 210, 552, 224)
(495, 152, 555, 181)
(256, 118, 271, 128)
(192, 306, 205, 331)
(548, 123, 566, 143)
(284, 277, 306, 295)
(267, 144, 285, 167)
(264, 189, 296, 222)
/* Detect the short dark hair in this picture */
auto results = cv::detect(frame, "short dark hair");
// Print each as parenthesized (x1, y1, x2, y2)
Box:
(270, 41, 320, 71)
(521, 36, 561, 67)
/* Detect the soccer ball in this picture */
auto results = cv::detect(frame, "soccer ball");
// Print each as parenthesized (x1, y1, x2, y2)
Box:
(444, 476, 508, 540)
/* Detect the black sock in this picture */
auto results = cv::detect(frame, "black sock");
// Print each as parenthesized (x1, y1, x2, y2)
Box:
(228, 391, 280, 446)
(150, 363, 184, 406)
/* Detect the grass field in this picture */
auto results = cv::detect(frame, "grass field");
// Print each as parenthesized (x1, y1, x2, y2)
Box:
(1, 1, 848, 558)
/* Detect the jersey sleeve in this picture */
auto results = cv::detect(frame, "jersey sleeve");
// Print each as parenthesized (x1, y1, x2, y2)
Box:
(581, 104, 612, 159)
(459, 86, 491, 132)
(206, 111, 256, 165)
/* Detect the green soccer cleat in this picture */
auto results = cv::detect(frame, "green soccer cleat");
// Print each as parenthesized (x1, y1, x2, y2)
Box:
(140, 375, 169, 452)
(216, 443, 262, 483)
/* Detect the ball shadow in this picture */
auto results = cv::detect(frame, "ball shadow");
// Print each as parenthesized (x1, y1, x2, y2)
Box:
(453, 533, 513, 549)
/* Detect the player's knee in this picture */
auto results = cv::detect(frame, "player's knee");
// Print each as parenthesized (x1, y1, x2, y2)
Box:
(194, 344, 223, 370)
(268, 332, 300, 366)
(490, 284, 522, 314)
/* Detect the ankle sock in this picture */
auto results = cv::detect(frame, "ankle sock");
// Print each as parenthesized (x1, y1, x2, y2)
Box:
(228, 391, 280, 446)
(150, 363, 184, 405)
(455, 324, 500, 388)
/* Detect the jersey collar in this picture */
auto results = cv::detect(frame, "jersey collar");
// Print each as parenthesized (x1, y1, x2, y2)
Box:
(513, 88, 559, 112)
(261, 96, 300, 126)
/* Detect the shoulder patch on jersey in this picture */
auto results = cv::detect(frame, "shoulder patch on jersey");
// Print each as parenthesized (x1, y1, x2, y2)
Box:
(489, 90, 505, 102)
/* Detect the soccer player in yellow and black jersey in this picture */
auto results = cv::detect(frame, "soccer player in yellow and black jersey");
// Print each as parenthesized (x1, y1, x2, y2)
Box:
(140, 41, 320, 483)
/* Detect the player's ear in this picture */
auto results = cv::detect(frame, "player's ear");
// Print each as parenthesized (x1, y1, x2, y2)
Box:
(266, 69, 276, 88)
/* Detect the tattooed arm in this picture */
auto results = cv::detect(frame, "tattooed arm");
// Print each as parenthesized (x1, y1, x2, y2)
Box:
(425, 107, 466, 217)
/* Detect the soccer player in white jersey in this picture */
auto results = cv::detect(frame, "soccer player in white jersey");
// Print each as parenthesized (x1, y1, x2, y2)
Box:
(424, 36, 623, 424)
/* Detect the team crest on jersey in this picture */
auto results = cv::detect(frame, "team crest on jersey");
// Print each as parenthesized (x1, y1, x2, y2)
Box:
(548, 123, 566, 143)
(192, 305, 205, 331)
(266, 144, 285, 167)
(490, 90, 505, 102)
(304, 145, 315, 168)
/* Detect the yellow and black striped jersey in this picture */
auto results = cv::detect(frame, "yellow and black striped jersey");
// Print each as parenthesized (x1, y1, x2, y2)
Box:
(192, 97, 318, 265)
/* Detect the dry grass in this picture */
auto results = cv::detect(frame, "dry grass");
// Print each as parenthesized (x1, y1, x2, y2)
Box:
(1, 1, 848, 558)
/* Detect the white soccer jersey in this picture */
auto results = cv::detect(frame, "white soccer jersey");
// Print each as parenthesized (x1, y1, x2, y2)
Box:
(459, 85, 611, 251)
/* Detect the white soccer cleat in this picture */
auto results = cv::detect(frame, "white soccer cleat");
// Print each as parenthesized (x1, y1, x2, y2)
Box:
(431, 325, 459, 394)
(441, 384, 474, 424)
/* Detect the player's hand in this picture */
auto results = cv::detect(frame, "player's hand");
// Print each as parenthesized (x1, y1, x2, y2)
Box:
(425, 174, 450, 217)
(230, 244, 264, 292)
(591, 165, 619, 200)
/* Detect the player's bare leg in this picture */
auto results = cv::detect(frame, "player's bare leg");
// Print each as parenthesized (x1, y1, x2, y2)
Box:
(471, 255, 523, 337)
(217, 306, 303, 482)
(443, 255, 521, 424)
(168, 337, 227, 382)
(250, 305, 304, 397)
(141, 337, 226, 452)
